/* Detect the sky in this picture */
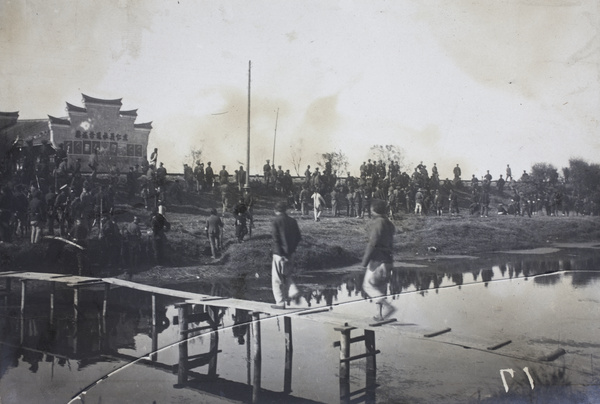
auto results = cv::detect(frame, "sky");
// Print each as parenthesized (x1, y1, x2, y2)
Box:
(1, 0, 599, 179)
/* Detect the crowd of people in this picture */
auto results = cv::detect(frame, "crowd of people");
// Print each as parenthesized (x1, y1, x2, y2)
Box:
(259, 159, 595, 221)
(0, 143, 174, 274)
(0, 138, 597, 283)
(0, 140, 266, 274)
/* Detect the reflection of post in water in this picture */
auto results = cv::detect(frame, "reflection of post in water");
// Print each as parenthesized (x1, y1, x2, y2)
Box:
(102, 283, 110, 334)
(50, 283, 55, 325)
(20, 280, 26, 344)
(284, 316, 293, 394)
(176, 303, 189, 386)
(251, 311, 261, 404)
(151, 293, 157, 362)
(246, 319, 251, 385)
(334, 324, 379, 404)
(2, 277, 11, 306)
(175, 303, 224, 387)
(73, 285, 79, 355)
(207, 305, 219, 378)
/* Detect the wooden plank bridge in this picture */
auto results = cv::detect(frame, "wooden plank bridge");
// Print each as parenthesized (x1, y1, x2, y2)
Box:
(0, 271, 568, 404)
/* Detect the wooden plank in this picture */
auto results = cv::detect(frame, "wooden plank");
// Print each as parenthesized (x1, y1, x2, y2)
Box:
(424, 328, 452, 338)
(368, 318, 397, 327)
(187, 298, 303, 316)
(539, 348, 566, 362)
(340, 350, 381, 363)
(487, 340, 512, 351)
(104, 278, 213, 300)
(333, 335, 366, 348)
(0, 272, 99, 284)
(181, 325, 214, 335)
(0, 271, 26, 276)
(334, 323, 357, 332)
(296, 307, 332, 316)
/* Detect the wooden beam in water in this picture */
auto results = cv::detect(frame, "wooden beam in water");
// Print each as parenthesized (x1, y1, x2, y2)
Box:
(368, 318, 397, 327)
(333, 335, 366, 348)
(539, 348, 566, 362)
(424, 328, 452, 338)
(487, 340, 512, 351)
(339, 350, 381, 363)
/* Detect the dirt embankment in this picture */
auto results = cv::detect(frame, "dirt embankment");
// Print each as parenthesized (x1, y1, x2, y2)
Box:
(3, 181, 600, 287)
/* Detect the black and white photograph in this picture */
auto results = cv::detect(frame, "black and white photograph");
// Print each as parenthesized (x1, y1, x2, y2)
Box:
(1, 1, 599, 403)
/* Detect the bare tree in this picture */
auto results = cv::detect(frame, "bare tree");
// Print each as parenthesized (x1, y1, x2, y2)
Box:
(369, 144, 407, 171)
(186, 147, 203, 167)
(290, 140, 303, 176)
(317, 149, 349, 174)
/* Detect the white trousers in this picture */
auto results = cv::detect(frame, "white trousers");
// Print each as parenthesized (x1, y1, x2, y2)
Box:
(272, 254, 299, 305)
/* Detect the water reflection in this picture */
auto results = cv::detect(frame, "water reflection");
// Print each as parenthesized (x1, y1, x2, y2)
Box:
(1, 249, 600, 403)
(168, 248, 600, 310)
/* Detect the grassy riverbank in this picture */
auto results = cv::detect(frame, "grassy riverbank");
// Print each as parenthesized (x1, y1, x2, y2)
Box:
(2, 181, 600, 287)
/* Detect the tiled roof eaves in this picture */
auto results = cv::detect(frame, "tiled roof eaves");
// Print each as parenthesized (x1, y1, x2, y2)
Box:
(82, 93, 123, 106)
(48, 115, 71, 125)
(66, 102, 87, 113)
(134, 122, 153, 130)
(120, 109, 138, 117)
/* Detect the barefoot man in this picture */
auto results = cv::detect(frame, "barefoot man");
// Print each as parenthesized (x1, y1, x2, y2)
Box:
(362, 199, 396, 321)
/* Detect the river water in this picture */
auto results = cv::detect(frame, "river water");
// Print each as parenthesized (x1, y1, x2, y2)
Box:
(0, 247, 599, 403)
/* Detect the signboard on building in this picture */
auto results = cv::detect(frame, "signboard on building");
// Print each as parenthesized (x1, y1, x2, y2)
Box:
(48, 94, 152, 172)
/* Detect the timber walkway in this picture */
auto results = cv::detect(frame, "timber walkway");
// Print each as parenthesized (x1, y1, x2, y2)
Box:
(0, 270, 575, 404)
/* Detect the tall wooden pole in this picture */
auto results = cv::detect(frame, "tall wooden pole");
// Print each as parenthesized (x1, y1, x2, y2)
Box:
(272, 108, 279, 166)
(246, 61, 251, 187)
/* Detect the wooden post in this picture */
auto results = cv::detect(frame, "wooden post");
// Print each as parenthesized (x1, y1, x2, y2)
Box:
(4, 278, 10, 305)
(246, 60, 251, 187)
(284, 316, 293, 394)
(20, 280, 26, 344)
(151, 293, 158, 362)
(334, 325, 355, 404)
(365, 330, 377, 403)
(176, 304, 189, 386)
(251, 311, 261, 404)
(339, 329, 351, 404)
(208, 306, 219, 379)
(73, 286, 79, 355)
(50, 282, 55, 325)
(246, 324, 251, 385)
(73, 286, 79, 323)
(103, 284, 110, 319)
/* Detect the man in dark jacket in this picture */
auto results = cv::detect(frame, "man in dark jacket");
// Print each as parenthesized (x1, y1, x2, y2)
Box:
(151, 205, 170, 265)
(205, 208, 224, 259)
(271, 201, 301, 309)
(205, 162, 214, 189)
(362, 199, 396, 321)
